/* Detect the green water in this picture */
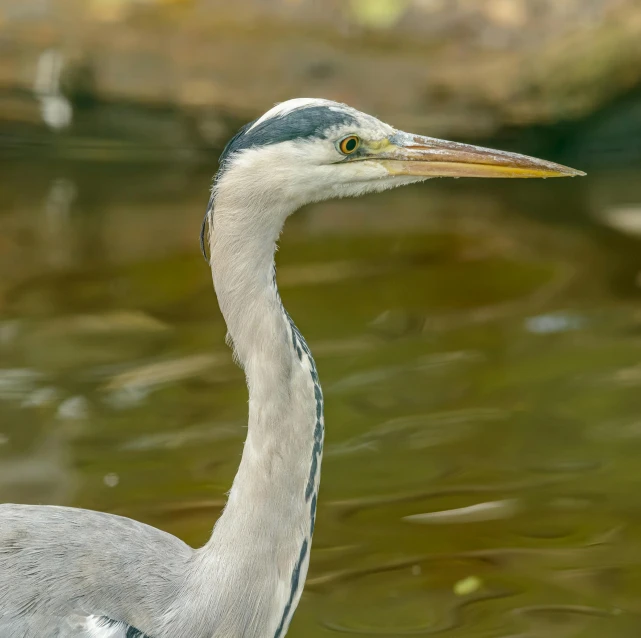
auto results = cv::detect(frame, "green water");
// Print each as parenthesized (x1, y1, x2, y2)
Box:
(2, 159, 641, 636)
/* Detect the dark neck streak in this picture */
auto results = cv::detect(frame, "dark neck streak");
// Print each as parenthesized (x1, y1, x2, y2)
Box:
(272, 272, 324, 638)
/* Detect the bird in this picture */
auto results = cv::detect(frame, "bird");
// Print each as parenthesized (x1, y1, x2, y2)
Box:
(0, 98, 584, 638)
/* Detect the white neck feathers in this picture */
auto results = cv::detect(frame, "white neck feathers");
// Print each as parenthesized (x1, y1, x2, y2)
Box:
(197, 169, 324, 638)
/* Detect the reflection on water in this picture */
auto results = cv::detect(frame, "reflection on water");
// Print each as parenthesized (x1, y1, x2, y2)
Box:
(2, 158, 641, 636)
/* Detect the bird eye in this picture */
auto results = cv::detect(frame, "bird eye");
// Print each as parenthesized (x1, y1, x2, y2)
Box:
(338, 135, 360, 155)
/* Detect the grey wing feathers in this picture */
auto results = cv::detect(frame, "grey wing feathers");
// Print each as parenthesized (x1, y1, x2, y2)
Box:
(0, 614, 152, 638)
(0, 503, 193, 638)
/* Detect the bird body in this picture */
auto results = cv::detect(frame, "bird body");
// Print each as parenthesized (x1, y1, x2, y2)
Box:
(0, 98, 583, 637)
(0, 505, 188, 637)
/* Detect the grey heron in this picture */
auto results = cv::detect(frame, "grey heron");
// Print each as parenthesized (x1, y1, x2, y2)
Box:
(0, 98, 584, 638)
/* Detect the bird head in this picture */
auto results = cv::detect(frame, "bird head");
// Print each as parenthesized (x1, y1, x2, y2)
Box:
(208, 98, 584, 228)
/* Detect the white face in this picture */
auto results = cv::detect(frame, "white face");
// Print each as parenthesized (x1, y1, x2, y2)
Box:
(213, 98, 583, 220)
(215, 101, 427, 216)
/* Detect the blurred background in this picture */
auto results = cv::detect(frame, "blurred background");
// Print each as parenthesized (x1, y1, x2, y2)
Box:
(2, 0, 641, 636)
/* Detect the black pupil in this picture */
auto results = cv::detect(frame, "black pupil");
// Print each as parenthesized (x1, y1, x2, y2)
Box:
(344, 138, 357, 152)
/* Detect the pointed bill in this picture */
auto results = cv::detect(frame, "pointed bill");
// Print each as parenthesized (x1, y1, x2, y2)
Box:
(370, 132, 585, 179)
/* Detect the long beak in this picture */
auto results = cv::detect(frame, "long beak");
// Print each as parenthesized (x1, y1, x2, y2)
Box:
(371, 132, 585, 179)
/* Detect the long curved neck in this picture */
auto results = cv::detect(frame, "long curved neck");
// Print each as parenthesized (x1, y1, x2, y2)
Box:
(198, 189, 323, 637)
